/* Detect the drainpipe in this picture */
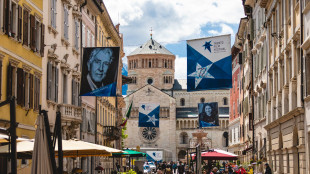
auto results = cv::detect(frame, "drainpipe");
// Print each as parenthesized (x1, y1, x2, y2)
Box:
(300, 0, 304, 104)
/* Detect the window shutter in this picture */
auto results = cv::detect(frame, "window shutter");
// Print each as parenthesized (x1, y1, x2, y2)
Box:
(72, 79, 75, 105)
(6, 63, 12, 98)
(50, 0, 54, 27)
(76, 81, 79, 106)
(47, 62, 52, 100)
(22, 72, 26, 106)
(18, 5, 22, 40)
(23, 10, 28, 45)
(30, 14, 36, 51)
(36, 77, 40, 110)
(64, 6, 67, 39)
(55, 67, 58, 102)
(17, 68, 24, 106)
(29, 74, 33, 108)
(40, 23, 45, 57)
(3, 0, 7, 33)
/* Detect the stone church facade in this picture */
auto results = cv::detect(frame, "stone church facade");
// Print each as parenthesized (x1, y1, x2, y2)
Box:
(124, 38, 230, 161)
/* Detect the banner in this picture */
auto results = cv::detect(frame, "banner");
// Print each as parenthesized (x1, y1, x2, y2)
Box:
(198, 102, 219, 127)
(80, 47, 120, 96)
(139, 104, 160, 127)
(146, 151, 163, 162)
(187, 35, 232, 91)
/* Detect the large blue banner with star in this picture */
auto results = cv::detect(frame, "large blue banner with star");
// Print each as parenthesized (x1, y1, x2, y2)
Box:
(187, 35, 232, 91)
(139, 104, 160, 127)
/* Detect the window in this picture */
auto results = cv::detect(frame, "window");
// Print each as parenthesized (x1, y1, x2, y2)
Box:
(72, 79, 79, 106)
(147, 78, 153, 85)
(74, 19, 79, 50)
(47, 62, 58, 102)
(180, 98, 185, 106)
(23, 9, 29, 46)
(87, 30, 90, 47)
(63, 74, 67, 103)
(92, 34, 95, 47)
(180, 132, 188, 144)
(7, 63, 17, 100)
(223, 97, 228, 105)
(63, 5, 69, 40)
(51, 0, 57, 28)
(82, 23, 85, 47)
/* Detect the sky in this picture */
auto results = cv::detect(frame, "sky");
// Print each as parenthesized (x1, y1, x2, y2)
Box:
(103, 0, 245, 79)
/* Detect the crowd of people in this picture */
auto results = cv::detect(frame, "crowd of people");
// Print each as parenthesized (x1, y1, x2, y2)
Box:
(152, 161, 193, 174)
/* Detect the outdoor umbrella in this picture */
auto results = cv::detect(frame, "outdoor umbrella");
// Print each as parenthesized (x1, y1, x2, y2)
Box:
(31, 114, 53, 174)
(192, 149, 238, 160)
(112, 149, 146, 157)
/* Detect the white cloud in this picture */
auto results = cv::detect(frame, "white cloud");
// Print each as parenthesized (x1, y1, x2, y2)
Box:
(174, 56, 187, 79)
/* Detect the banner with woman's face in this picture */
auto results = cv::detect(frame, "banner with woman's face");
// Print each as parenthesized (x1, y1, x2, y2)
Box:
(198, 102, 219, 127)
(80, 47, 120, 96)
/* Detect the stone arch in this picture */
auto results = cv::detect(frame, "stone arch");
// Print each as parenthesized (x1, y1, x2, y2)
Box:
(180, 132, 188, 144)
(178, 150, 186, 160)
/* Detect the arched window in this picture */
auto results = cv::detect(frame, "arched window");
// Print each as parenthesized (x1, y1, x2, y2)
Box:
(180, 132, 188, 144)
(223, 97, 228, 105)
(178, 150, 186, 160)
(223, 132, 228, 147)
(165, 77, 169, 83)
(180, 98, 185, 106)
(200, 97, 205, 103)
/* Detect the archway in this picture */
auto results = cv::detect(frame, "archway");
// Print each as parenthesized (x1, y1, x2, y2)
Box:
(178, 150, 187, 160)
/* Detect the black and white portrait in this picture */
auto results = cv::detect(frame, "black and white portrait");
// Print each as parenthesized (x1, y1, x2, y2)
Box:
(80, 47, 120, 96)
(198, 102, 219, 127)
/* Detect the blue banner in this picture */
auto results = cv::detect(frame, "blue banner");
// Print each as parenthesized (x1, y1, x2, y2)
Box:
(187, 35, 232, 91)
(139, 104, 160, 127)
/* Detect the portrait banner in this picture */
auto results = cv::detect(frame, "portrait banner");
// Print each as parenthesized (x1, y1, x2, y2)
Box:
(139, 104, 160, 127)
(80, 47, 120, 96)
(198, 102, 219, 127)
(187, 34, 232, 91)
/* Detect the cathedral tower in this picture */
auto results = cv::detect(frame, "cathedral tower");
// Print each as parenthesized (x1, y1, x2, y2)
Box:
(127, 38, 175, 94)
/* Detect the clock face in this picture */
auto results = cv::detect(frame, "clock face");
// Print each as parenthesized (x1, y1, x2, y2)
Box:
(141, 127, 157, 142)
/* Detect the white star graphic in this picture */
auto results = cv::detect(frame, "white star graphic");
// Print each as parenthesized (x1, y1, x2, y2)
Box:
(188, 63, 214, 88)
(146, 114, 158, 126)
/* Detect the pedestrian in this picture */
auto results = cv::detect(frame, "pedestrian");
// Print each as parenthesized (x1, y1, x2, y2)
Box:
(157, 167, 164, 174)
(236, 165, 246, 174)
(210, 167, 218, 174)
(264, 163, 272, 174)
(247, 164, 253, 174)
(178, 161, 184, 174)
(116, 161, 120, 172)
(173, 162, 177, 174)
(228, 164, 233, 174)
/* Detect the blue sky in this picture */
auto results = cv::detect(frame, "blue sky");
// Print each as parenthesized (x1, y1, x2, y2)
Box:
(104, 0, 245, 79)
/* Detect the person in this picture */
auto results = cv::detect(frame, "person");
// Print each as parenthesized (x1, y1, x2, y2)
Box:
(172, 162, 177, 174)
(157, 167, 163, 174)
(264, 163, 272, 174)
(116, 161, 120, 172)
(227, 164, 233, 174)
(247, 164, 253, 174)
(80, 47, 114, 95)
(210, 167, 218, 174)
(199, 103, 218, 125)
(236, 165, 246, 174)
(178, 161, 184, 174)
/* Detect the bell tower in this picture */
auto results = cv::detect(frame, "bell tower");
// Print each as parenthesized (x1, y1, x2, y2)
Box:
(127, 37, 175, 94)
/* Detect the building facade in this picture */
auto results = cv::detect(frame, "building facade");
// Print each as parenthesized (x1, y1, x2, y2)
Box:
(124, 38, 230, 162)
(0, 0, 44, 172)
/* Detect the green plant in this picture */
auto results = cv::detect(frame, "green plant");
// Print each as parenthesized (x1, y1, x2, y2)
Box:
(236, 160, 240, 165)
(121, 118, 128, 149)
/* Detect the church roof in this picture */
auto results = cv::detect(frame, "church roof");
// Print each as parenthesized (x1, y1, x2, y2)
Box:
(128, 38, 174, 56)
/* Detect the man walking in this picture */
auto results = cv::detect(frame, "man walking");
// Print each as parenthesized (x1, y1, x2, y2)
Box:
(264, 163, 272, 174)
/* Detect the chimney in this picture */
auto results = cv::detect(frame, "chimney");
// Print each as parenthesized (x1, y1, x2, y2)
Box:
(115, 24, 120, 33)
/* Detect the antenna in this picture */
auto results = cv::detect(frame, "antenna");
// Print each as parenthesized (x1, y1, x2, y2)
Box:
(150, 27, 153, 39)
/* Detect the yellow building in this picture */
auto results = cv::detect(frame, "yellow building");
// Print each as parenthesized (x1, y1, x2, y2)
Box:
(0, 0, 43, 172)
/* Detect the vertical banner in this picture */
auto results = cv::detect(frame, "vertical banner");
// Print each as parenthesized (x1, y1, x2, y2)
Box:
(146, 151, 163, 162)
(139, 104, 160, 127)
(187, 34, 232, 91)
(198, 102, 219, 127)
(80, 47, 120, 96)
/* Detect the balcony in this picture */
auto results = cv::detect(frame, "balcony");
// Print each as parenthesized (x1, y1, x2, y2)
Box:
(103, 126, 121, 141)
(59, 104, 82, 123)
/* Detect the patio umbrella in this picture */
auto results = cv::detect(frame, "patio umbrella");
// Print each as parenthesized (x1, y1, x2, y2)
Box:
(31, 114, 53, 174)
(191, 149, 238, 160)
(112, 149, 146, 157)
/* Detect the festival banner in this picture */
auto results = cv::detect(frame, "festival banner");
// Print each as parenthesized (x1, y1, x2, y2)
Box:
(80, 47, 120, 96)
(198, 102, 219, 127)
(139, 104, 160, 127)
(146, 151, 163, 162)
(187, 34, 232, 91)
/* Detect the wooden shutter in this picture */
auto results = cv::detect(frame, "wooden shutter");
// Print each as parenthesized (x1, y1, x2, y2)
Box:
(34, 77, 37, 110)
(40, 23, 45, 57)
(17, 68, 24, 106)
(3, 0, 7, 33)
(22, 72, 26, 106)
(6, 63, 12, 98)
(47, 62, 52, 100)
(0, 60, 2, 100)
(55, 67, 58, 102)
(35, 77, 40, 110)
(29, 74, 33, 108)
(30, 14, 36, 51)
(23, 10, 29, 45)
(72, 79, 75, 105)
(18, 5, 22, 40)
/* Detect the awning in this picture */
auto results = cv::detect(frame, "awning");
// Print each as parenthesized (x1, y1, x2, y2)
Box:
(112, 149, 146, 157)
(0, 139, 123, 158)
(0, 134, 29, 143)
(192, 149, 238, 160)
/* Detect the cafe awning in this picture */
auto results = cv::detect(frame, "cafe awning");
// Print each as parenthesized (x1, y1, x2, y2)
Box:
(192, 149, 238, 160)
(112, 149, 146, 157)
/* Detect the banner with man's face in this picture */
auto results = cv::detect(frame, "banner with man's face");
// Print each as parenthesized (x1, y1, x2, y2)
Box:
(198, 102, 219, 127)
(80, 47, 120, 96)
